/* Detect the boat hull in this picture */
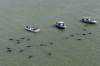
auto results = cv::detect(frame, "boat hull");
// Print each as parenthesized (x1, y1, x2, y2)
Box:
(55, 24, 66, 29)
(82, 19, 97, 24)
(25, 28, 40, 32)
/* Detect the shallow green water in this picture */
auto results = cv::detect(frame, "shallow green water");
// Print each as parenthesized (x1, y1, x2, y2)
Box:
(0, 0, 100, 66)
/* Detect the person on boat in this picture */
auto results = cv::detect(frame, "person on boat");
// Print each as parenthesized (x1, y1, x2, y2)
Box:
(62, 23, 64, 26)
(33, 27, 38, 30)
(26, 26, 28, 28)
(59, 23, 60, 26)
(60, 23, 63, 26)
(86, 17, 90, 21)
(29, 27, 33, 30)
(29, 28, 31, 30)
(31, 27, 34, 29)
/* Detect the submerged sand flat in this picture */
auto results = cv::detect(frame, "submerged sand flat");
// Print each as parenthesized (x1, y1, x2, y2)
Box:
(0, 0, 100, 66)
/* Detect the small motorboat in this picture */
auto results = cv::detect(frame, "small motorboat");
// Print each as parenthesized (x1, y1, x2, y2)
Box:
(25, 26, 40, 33)
(81, 17, 97, 24)
(55, 21, 66, 29)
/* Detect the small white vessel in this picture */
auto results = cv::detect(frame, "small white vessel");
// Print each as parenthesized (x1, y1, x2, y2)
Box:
(55, 21, 66, 29)
(81, 17, 97, 24)
(25, 26, 40, 33)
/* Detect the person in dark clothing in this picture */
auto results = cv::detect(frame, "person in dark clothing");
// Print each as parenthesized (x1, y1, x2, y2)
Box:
(26, 26, 28, 28)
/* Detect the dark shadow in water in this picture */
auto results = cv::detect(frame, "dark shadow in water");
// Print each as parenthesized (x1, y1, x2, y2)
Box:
(19, 50, 24, 52)
(77, 33, 79, 35)
(48, 53, 51, 56)
(77, 39, 82, 40)
(27, 38, 31, 41)
(16, 40, 20, 41)
(7, 49, 12, 52)
(71, 35, 74, 37)
(21, 37, 25, 39)
(65, 37, 68, 39)
(83, 29, 86, 31)
(28, 55, 33, 58)
(50, 42, 53, 45)
(9, 38, 13, 40)
(27, 46, 31, 47)
(89, 33, 91, 34)
(7, 47, 10, 49)
(82, 34, 86, 35)
(16, 42, 20, 44)
(40, 44, 46, 46)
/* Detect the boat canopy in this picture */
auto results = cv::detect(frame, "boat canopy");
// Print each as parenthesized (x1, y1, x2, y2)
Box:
(58, 21, 64, 23)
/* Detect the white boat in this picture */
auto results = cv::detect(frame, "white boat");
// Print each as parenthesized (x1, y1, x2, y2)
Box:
(55, 21, 66, 29)
(82, 17, 97, 24)
(25, 27, 40, 33)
